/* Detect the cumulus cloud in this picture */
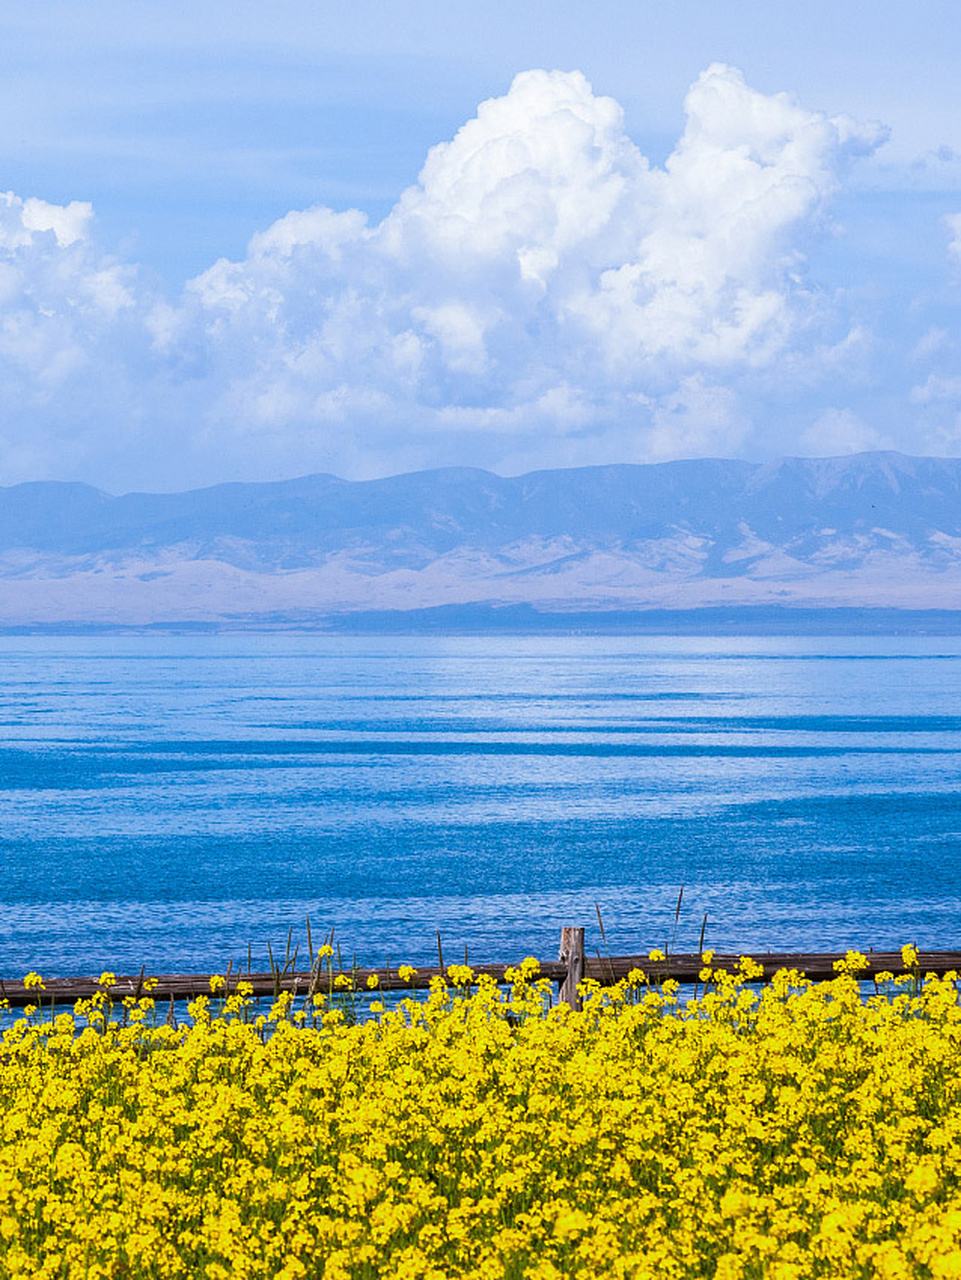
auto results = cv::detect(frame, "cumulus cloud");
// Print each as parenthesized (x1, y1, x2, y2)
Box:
(0, 191, 149, 477)
(799, 408, 886, 456)
(0, 66, 887, 486)
(646, 376, 752, 460)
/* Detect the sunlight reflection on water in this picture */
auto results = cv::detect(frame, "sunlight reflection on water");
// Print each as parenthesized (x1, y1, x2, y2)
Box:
(1, 632, 960, 975)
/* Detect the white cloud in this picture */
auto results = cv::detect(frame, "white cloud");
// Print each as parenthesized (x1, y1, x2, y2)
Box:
(799, 408, 885, 456)
(20, 196, 93, 248)
(160, 66, 882, 473)
(910, 373, 961, 404)
(0, 190, 149, 480)
(1, 192, 92, 251)
(569, 66, 885, 373)
(0, 191, 138, 365)
(946, 212, 961, 263)
(911, 326, 950, 362)
(646, 376, 752, 460)
(0, 67, 887, 486)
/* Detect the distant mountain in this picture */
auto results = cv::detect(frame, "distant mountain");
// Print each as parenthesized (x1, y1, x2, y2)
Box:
(1, 452, 961, 625)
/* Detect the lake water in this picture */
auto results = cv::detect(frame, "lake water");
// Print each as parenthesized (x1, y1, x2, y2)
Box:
(1, 632, 961, 979)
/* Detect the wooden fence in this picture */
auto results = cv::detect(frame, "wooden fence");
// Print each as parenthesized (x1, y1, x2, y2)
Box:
(2, 928, 958, 1010)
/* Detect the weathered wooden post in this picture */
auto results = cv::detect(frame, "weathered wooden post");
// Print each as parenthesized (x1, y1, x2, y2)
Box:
(558, 926, 585, 1011)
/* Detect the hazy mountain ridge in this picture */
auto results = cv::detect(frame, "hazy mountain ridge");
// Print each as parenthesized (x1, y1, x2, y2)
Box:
(1, 452, 960, 624)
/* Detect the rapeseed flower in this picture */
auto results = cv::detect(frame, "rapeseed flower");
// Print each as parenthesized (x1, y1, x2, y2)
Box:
(0, 959, 960, 1276)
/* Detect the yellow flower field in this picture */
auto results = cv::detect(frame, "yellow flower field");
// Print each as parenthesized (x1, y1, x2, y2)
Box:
(1, 952, 961, 1279)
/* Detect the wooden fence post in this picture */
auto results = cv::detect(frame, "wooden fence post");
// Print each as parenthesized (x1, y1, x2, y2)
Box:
(558, 926, 585, 1011)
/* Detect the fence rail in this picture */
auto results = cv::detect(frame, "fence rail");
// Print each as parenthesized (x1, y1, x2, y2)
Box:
(2, 935, 959, 1010)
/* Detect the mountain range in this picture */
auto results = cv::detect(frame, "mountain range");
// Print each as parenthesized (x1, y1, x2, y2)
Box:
(1, 452, 960, 626)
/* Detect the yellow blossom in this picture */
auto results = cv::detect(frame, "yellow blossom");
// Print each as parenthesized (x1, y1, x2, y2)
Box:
(0, 948, 958, 1278)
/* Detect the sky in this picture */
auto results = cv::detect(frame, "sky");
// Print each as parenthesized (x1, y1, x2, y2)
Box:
(3, 0, 961, 492)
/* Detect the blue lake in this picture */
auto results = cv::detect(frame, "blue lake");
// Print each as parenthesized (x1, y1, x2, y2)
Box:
(1, 632, 961, 978)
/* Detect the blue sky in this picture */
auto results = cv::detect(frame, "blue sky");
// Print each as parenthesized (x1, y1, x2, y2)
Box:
(3, 0, 961, 490)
